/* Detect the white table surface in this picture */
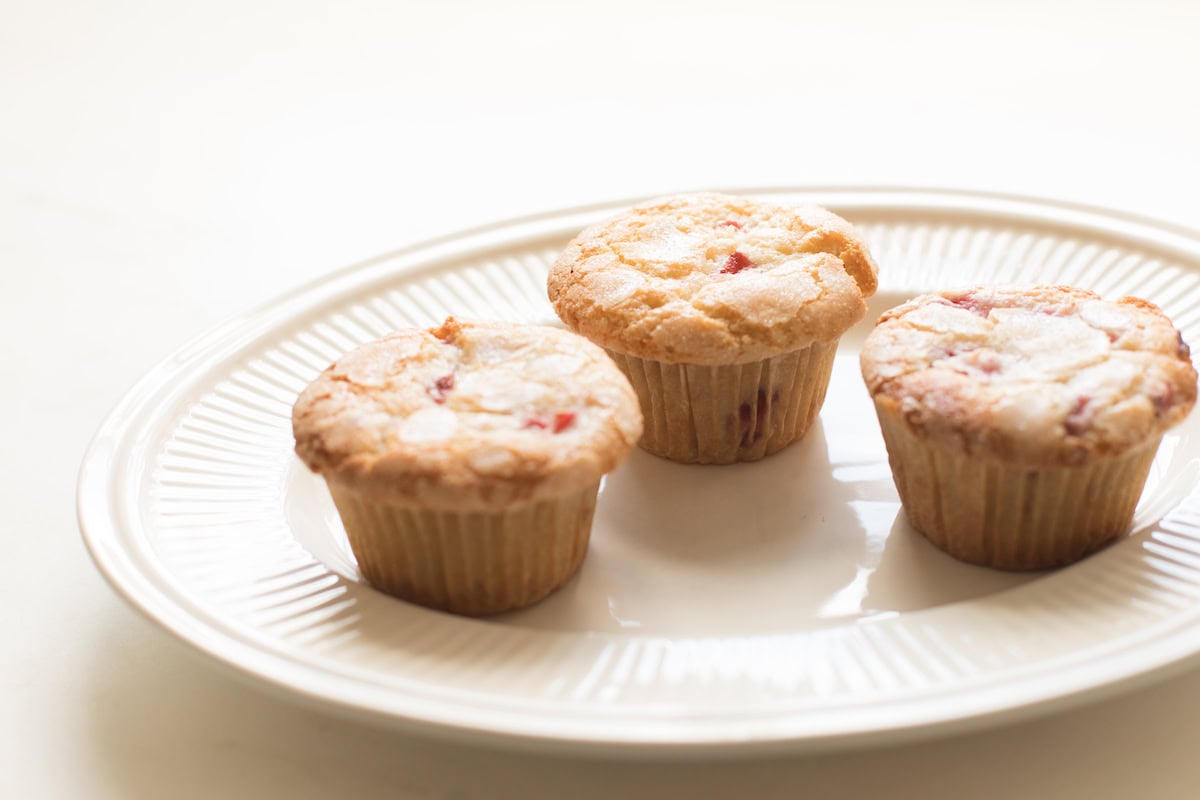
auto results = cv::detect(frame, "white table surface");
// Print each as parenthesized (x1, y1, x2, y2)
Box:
(6, 0, 1200, 796)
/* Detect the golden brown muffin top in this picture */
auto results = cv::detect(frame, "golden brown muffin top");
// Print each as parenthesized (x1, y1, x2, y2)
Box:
(548, 192, 878, 365)
(293, 318, 643, 510)
(860, 285, 1197, 466)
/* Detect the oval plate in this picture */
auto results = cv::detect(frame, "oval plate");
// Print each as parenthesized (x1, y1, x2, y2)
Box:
(78, 188, 1200, 756)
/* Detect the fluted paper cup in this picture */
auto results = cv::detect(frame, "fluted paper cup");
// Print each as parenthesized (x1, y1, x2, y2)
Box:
(328, 482, 599, 615)
(875, 401, 1159, 570)
(605, 340, 837, 464)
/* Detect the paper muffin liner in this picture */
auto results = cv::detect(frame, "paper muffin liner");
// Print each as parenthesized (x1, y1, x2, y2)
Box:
(327, 482, 599, 615)
(874, 401, 1160, 569)
(605, 341, 838, 464)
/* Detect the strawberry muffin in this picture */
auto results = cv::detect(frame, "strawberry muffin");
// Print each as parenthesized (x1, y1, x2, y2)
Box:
(293, 318, 642, 615)
(861, 285, 1197, 569)
(548, 192, 878, 464)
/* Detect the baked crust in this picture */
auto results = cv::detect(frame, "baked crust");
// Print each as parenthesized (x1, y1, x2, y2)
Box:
(293, 318, 643, 510)
(547, 192, 878, 365)
(860, 285, 1197, 466)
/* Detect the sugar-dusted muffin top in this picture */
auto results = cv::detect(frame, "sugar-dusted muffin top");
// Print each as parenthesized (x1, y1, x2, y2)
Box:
(860, 285, 1197, 466)
(548, 192, 878, 365)
(293, 318, 643, 510)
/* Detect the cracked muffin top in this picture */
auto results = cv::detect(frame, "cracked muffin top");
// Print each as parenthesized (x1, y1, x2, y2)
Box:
(547, 192, 878, 365)
(292, 318, 643, 510)
(860, 285, 1197, 465)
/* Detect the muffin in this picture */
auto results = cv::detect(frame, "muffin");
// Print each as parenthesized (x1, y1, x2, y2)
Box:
(548, 192, 878, 464)
(860, 285, 1197, 570)
(292, 317, 642, 615)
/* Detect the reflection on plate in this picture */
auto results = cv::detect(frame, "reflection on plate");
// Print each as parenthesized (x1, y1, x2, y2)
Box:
(79, 188, 1200, 756)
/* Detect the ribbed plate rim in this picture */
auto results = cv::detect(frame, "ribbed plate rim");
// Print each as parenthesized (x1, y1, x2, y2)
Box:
(77, 186, 1200, 757)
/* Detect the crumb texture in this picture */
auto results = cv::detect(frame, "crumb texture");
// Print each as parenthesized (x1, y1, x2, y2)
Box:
(548, 192, 878, 365)
(860, 285, 1197, 465)
(293, 318, 643, 509)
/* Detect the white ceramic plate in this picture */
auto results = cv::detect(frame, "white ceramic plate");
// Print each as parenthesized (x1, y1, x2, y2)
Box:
(79, 188, 1200, 757)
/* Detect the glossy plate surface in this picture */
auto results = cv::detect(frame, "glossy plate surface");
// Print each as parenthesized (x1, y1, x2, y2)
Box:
(79, 188, 1200, 756)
